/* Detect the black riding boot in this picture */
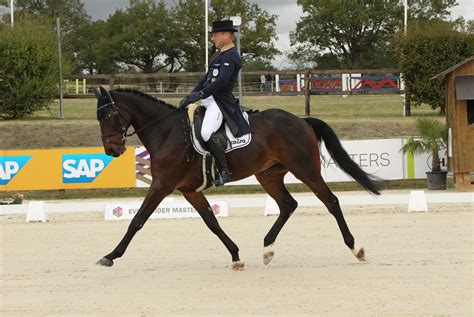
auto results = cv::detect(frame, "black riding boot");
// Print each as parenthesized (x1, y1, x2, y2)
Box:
(206, 133, 232, 186)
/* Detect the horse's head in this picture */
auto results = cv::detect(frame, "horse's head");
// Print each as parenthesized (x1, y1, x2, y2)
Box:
(94, 86, 131, 157)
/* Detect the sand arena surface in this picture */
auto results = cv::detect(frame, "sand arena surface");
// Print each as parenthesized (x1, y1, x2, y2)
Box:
(1, 203, 472, 316)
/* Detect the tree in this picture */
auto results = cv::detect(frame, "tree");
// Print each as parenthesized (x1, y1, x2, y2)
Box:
(4, 0, 91, 72)
(289, 0, 458, 69)
(0, 0, 9, 18)
(468, 20, 474, 33)
(397, 20, 474, 114)
(104, 0, 179, 73)
(407, 0, 456, 21)
(210, 0, 280, 64)
(71, 20, 119, 74)
(290, 0, 402, 69)
(0, 20, 58, 119)
(454, 17, 474, 34)
(172, 0, 207, 72)
(243, 60, 275, 71)
(13, 0, 90, 35)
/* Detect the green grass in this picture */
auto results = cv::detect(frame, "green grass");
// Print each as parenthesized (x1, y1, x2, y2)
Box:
(0, 94, 441, 149)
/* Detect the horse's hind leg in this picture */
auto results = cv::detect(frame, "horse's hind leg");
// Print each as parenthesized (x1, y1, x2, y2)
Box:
(282, 141, 365, 261)
(256, 165, 298, 265)
(297, 171, 366, 261)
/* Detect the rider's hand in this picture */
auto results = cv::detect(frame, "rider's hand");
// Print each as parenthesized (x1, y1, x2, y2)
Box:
(179, 91, 204, 109)
(179, 97, 190, 109)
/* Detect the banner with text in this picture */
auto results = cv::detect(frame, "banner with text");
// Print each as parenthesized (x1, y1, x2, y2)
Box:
(104, 198, 228, 220)
(0, 147, 135, 191)
(1, 139, 446, 191)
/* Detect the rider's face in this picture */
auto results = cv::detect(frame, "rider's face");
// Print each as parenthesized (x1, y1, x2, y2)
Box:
(211, 31, 233, 50)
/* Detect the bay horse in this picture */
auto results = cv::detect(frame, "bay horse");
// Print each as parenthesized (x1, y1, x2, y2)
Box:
(94, 86, 380, 270)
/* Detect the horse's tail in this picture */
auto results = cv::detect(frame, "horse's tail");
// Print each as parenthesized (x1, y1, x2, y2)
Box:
(304, 117, 381, 195)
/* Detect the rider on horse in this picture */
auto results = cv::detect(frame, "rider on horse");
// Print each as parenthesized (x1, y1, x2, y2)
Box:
(179, 20, 251, 185)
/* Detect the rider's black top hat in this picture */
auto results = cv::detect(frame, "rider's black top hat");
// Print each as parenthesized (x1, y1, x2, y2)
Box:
(211, 20, 238, 33)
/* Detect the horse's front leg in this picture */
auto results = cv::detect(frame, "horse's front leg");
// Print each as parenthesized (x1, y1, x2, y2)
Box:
(182, 191, 244, 271)
(96, 180, 174, 267)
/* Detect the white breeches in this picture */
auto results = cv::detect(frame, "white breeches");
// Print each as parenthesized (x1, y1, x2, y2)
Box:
(201, 96, 223, 142)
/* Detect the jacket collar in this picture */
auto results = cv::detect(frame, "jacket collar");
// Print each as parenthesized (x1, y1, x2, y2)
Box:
(219, 44, 235, 52)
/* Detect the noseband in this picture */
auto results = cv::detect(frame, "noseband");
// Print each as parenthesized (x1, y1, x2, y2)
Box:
(97, 101, 130, 146)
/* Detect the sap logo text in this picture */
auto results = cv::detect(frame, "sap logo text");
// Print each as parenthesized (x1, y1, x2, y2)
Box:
(0, 156, 32, 185)
(62, 154, 113, 183)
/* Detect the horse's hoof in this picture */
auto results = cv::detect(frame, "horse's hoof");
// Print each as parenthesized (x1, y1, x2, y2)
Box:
(352, 246, 366, 262)
(96, 257, 114, 267)
(231, 261, 245, 271)
(263, 244, 274, 265)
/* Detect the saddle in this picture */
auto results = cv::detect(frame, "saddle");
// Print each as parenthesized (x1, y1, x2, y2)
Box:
(187, 104, 252, 156)
(186, 103, 252, 191)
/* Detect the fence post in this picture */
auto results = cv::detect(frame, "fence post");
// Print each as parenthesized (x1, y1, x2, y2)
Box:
(83, 79, 86, 94)
(275, 74, 280, 93)
(301, 73, 305, 95)
(75, 78, 79, 95)
(109, 75, 115, 90)
(342, 73, 349, 97)
(305, 70, 311, 116)
(400, 73, 411, 116)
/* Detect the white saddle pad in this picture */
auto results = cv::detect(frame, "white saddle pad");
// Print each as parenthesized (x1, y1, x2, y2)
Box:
(191, 111, 252, 155)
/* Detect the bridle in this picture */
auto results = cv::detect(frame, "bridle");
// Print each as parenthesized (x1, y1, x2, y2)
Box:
(97, 98, 179, 146)
(97, 101, 130, 146)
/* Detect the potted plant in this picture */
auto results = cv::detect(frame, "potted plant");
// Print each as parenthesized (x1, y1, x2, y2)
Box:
(0, 193, 24, 205)
(401, 118, 448, 190)
(12, 193, 24, 204)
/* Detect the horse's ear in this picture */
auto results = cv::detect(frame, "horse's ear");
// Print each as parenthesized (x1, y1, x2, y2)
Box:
(99, 86, 113, 103)
(93, 88, 102, 101)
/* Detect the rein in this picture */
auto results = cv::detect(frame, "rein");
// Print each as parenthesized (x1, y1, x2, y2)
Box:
(125, 108, 179, 138)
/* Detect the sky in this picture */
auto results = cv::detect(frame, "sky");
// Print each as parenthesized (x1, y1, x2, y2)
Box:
(3, 0, 474, 67)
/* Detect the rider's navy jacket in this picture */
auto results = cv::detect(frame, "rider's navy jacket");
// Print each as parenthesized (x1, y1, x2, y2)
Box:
(192, 47, 251, 137)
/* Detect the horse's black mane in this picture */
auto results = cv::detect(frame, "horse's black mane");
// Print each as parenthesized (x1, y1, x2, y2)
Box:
(113, 88, 177, 110)
(112, 87, 260, 115)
